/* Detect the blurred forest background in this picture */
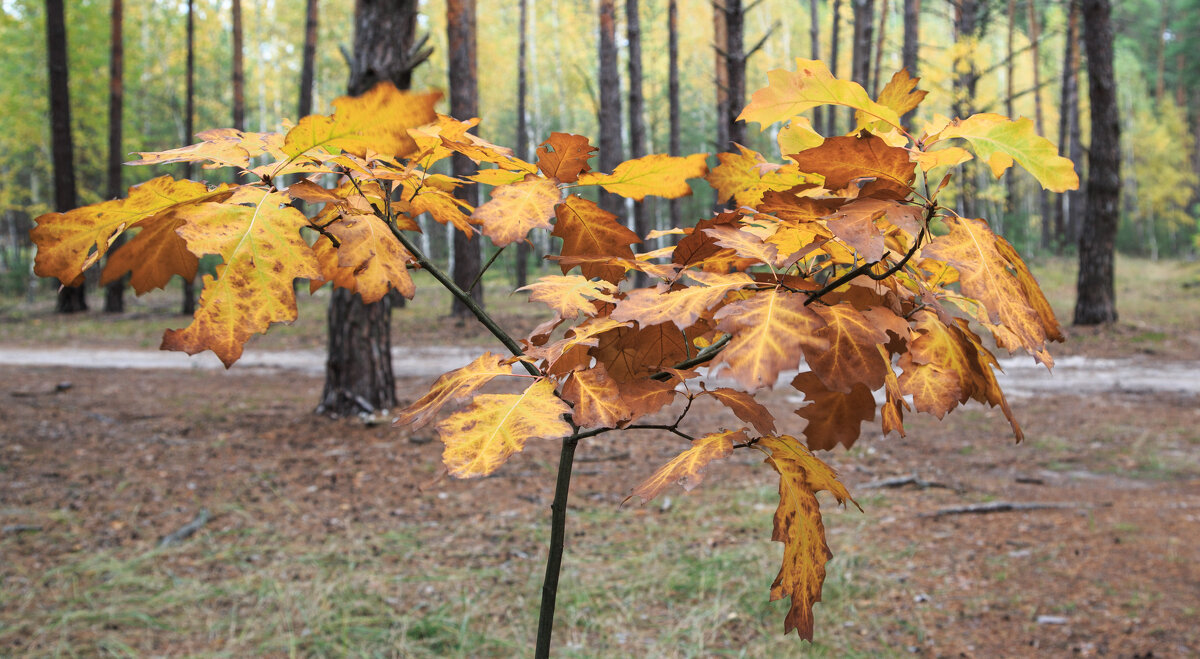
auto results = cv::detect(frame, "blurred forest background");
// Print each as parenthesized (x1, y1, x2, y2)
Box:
(0, 0, 1197, 300)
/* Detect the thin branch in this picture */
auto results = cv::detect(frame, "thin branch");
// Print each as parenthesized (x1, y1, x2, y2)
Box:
(650, 333, 732, 380)
(625, 424, 696, 442)
(469, 246, 506, 294)
(745, 24, 778, 60)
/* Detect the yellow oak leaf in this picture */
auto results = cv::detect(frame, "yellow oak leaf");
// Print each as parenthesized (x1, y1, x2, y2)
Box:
(552, 195, 640, 285)
(910, 145, 972, 172)
(755, 435, 858, 640)
(994, 236, 1065, 343)
(870, 69, 928, 123)
(31, 176, 232, 285)
(707, 144, 816, 207)
(404, 185, 474, 233)
(99, 210, 198, 294)
(281, 82, 441, 163)
(702, 225, 783, 267)
(627, 430, 743, 503)
(931, 113, 1079, 192)
(435, 379, 573, 478)
(610, 270, 755, 331)
(791, 372, 877, 450)
(561, 364, 633, 428)
(318, 214, 415, 303)
(712, 288, 829, 391)
(159, 188, 321, 367)
(777, 117, 825, 159)
(518, 275, 619, 320)
(127, 128, 278, 170)
(473, 177, 560, 247)
(466, 168, 527, 186)
(576, 153, 708, 201)
(393, 352, 518, 429)
(739, 58, 904, 133)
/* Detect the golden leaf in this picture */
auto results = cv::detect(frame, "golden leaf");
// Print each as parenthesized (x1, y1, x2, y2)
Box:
(610, 271, 755, 331)
(931, 113, 1079, 192)
(871, 69, 928, 122)
(627, 430, 743, 503)
(394, 352, 518, 429)
(435, 379, 573, 478)
(316, 214, 415, 303)
(551, 195, 640, 284)
(281, 82, 441, 163)
(739, 58, 904, 133)
(472, 177, 560, 247)
(712, 288, 829, 391)
(562, 364, 633, 428)
(702, 388, 777, 435)
(99, 210, 199, 294)
(518, 275, 619, 320)
(127, 128, 278, 170)
(577, 153, 708, 201)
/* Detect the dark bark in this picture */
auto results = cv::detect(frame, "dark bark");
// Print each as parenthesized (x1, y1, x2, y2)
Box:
(901, 0, 919, 129)
(871, 0, 889, 95)
(447, 0, 482, 317)
(1074, 0, 1120, 325)
(319, 0, 427, 417)
(1027, 0, 1052, 250)
(668, 0, 682, 230)
(597, 0, 624, 216)
(951, 0, 988, 219)
(514, 0, 530, 288)
(627, 0, 648, 280)
(46, 0, 86, 313)
(103, 0, 126, 313)
(829, 0, 842, 134)
(713, 2, 729, 152)
(1055, 0, 1082, 250)
(1003, 0, 1015, 231)
(233, 0, 246, 129)
(181, 0, 196, 316)
(1154, 9, 1167, 103)
(298, 0, 318, 119)
(851, 0, 874, 124)
(723, 0, 747, 148)
(810, 0, 823, 134)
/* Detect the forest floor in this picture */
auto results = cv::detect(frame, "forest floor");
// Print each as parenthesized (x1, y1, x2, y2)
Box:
(1, 257, 1199, 658)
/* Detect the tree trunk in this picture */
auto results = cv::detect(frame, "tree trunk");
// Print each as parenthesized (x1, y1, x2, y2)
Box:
(514, 0, 530, 288)
(597, 0, 624, 216)
(1027, 0, 1052, 251)
(103, 0, 126, 313)
(181, 0, 196, 315)
(233, 0, 246, 129)
(627, 0, 649, 273)
(298, 0, 318, 119)
(319, 0, 426, 417)
(668, 0, 682, 230)
(1001, 0, 1015, 236)
(810, 0, 823, 134)
(851, 0, 873, 128)
(951, 0, 983, 219)
(447, 0, 482, 318)
(901, 0, 919, 129)
(723, 0, 747, 148)
(829, 0, 842, 135)
(713, 1, 730, 152)
(1055, 0, 1081, 250)
(871, 0, 889, 95)
(46, 0, 86, 313)
(1074, 0, 1120, 325)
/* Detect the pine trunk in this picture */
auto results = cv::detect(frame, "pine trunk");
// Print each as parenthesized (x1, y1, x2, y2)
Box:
(47, 0, 86, 313)
(103, 0, 126, 313)
(627, 0, 648, 271)
(514, 0, 530, 287)
(597, 0, 624, 216)
(810, 0, 823, 134)
(181, 0, 196, 315)
(713, 2, 729, 152)
(901, 0, 919, 130)
(829, 0, 842, 135)
(850, 0, 873, 128)
(319, 0, 426, 417)
(1027, 0, 1052, 251)
(298, 0, 318, 119)
(447, 0, 482, 318)
(723, 0, 746, 148)
(871, 0, 888, 95)
(952, 0, 980, 218)
(1054, 0, 1081, 250)
(668, 0, 682, 230)
(1002, 0, 1015, 235)
(1073, 0, 1120, 325)
(233, 0, 246, 129)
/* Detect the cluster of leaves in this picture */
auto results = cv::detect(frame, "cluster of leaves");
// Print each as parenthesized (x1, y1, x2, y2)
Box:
(32, 59, 1075, 640)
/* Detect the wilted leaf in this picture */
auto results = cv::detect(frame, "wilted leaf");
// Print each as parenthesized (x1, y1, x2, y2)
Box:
(628, 430, 743, 503)
(591, 321, 699, 382)
(562, 364, 632, 428)
(536, 132, 596, 183)
(931, 113, 1079, 192)
(756, 435, 857, 640)
(577, 153, 707, 201)
(436, 379, 573, 478)
(473, 178, 561, 247)
(552, 195, 640, 284)
(394, 352, 516, 429)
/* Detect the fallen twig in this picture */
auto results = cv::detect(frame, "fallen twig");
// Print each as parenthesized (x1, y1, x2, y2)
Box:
(159, 508, 210, 547)
(920, 502, 1076, 518)
(860, 474, 957, 491)
(576, 451, 631, 463)
(2, 524, 43, 535)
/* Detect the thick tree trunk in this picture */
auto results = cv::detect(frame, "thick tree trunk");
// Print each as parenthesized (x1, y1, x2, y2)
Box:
(871, 0, 888, 95)
(901, 0, 919, 129)
(829, 0, 842, 134)
(723, 0, 747, 148)
(233, 0, 246, 129)
(1074, 0, 1120, 325)
(181, 0, 196, 316)
(668, 0, 682, 230)
(447, 0, 482, 318)
(46, 0, 86, 313)
(103, 0, 126, 313)
(298, 0, 318, 119)
(319, 0, 427, 417)
(597, 0, 624, 216)
(514, 0, 530, 288)
(627, 0, 649, 275)
(810, 0, 823, 134)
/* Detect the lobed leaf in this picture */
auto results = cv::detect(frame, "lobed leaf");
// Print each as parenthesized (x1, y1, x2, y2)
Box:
(394, 352, 518, 429)
(561, 364, 632, 428)
(518, 275, 619, 321)
(577, 153, 708, 201)
(702, 388, 777, 435)
(930, 113, 1079, 192)
(281, 82, 441, 164)
(739, 58, 904, 134)
(627, 430, 743, 504)
(536, 132, 597, 183)
(551, 195, 640, 284)
(712, 288, 829, 391)
(473, 177, 560, 247)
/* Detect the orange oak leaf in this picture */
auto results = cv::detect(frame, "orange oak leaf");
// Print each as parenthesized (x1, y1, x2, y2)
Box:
(739, 58, 903, 133)
(957, 324, 1024, 441)
(627, 430, 743, 503)
(473, 177, 560, 247)
(576, 153, 708, 201)
(790, 133, 916, 200)
(896, 310, 974, 418)
(755, 435, 858, 640)
(672, 212, 741, 269)
(394, 352, 519, 429)
(806, 303, 892, 393)
(524, 316, 630, 375)
(931, 113, 1079, 192)
(405, 185, 474, 233)
(618, 377, 681, 423)
(551, 195, 640, 284)
(591, 321, 700, 383)
(32, 176, 232, 285)
(435, 379, 573, 478)
(791, 372, 876, 450)
(562, 364, 633, 428)
(871, 69, 928, 122)
(159, 188, 321, 367)
(281, 82, 441, 163)
(824, 201, 889, 262)
(703, 225, 783, 267)
(518, 275, 619, 320)
(536, 132, 596, 183)
(99, 210, 198, 294)
(319, 214, 415, 303)
(921, 216, 1051, 364)
(610, 270, 755, 331)
(127, 128, 278, 170)
(712, 288, 829, 391)
(994, 236, 1064, 343)
(702, 388, 777, 435)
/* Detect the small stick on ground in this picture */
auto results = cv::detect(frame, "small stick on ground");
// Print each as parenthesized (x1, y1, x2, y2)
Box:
(920, 502, 1076, 518)
(860, 474, 958, 491)
(159, 508, 210, 547)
